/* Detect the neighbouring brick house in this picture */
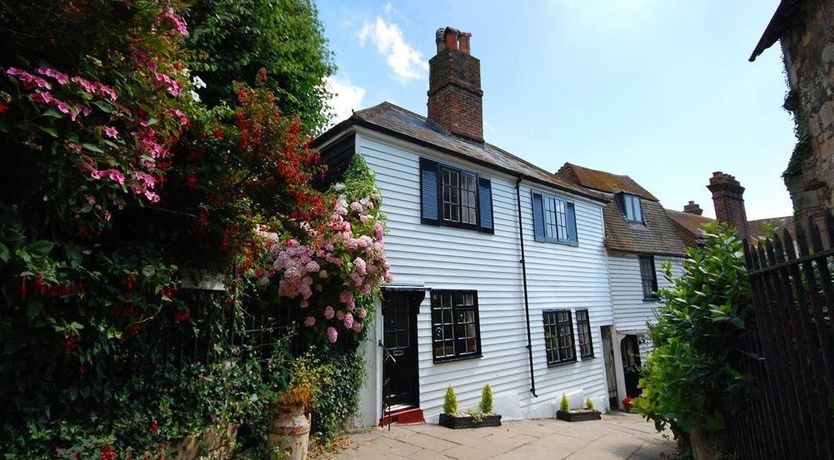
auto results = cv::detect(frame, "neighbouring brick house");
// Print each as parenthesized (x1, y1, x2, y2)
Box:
(667, 172, 795, 246)
(750, 0, 834, 225)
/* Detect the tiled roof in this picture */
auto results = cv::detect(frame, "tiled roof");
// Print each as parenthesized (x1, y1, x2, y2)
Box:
(666, 209, 713, 247)
(555, 163, 659, 201)
(316, 102, 605, 202)
(601, 197, 687, 256)
(748, 216, 795, 240)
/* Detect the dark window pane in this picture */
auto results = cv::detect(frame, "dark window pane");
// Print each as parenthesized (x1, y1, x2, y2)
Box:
(430, 291, 481, 362)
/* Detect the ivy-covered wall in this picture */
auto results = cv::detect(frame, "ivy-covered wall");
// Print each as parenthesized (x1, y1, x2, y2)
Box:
(780, 0, 834, 223)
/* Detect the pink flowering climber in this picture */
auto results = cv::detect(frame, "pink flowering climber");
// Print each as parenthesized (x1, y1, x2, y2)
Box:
(336, 310, 345, 321)
(343, 313, 355, 330)
(352, 322, 363, 333)
(104, 126, 118, 138)
(326, 327, 338, 343)
(357, 308, 367, 319)
(324, 306, 335, 320)
(304, 316, 316, 327)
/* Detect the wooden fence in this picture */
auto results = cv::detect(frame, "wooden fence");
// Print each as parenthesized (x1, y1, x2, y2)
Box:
(727, 210, 834, 459)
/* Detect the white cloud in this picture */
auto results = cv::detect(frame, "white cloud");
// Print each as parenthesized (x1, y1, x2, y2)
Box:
(324, 75, 366, 126)
(357, 17, 428, 82)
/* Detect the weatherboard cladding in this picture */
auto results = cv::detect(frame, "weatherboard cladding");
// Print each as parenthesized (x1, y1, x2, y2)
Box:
(356, 133, 613, 420)
(608, 253, 684, 333)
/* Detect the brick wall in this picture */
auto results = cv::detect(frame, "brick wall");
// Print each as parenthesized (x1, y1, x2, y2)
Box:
(427, 29, 484, 143)
(780, 0, 834, 223)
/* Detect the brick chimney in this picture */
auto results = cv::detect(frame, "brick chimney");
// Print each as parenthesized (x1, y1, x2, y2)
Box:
(707, 172, 750, 239)
(683, 201, 703, 215)
(427, 27, 484, 143)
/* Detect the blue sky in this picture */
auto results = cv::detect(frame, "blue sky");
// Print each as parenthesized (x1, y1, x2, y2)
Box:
(318, 0, 792, 220)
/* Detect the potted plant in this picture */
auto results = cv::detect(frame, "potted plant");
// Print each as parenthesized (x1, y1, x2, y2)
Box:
(556, 393, 601, 422)
(268, 358, 319, 460)
(622, 396, 634, 412)
(439, 384, 502, 429)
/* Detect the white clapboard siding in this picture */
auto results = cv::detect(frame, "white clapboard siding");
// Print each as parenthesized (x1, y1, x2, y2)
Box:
(357, 132, 614, 420)
(608, 254, 685, 333)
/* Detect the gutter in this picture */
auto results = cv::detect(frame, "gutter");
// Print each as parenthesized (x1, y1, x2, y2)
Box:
(516, 177, 538, 398)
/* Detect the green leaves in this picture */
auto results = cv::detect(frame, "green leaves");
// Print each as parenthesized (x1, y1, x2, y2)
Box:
(636, 223, 753, 454)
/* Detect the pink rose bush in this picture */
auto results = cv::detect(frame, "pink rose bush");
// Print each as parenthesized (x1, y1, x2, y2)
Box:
(256, 157, 391, 347)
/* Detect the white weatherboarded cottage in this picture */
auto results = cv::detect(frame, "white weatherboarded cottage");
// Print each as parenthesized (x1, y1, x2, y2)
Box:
(556, 163, 688, 408)
(316, 27, 624, 426)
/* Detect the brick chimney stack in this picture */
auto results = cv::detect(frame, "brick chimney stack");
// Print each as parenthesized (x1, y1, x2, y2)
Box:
(427, 27, 484, 143)
(707, 172, 750, 239)
(683, 201, 703, 215)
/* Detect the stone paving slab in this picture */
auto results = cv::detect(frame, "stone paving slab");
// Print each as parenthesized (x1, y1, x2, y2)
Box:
(334, 412, 675, 460)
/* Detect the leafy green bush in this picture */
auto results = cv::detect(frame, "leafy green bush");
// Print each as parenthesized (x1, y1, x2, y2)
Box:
(480, 384, 493, 414)
(560, 394, 569, 413)
(308, 350, 365, 442)
(444, 386, 457, 415)
(586, 397, 595, 411)
(635, 223, 753, 455)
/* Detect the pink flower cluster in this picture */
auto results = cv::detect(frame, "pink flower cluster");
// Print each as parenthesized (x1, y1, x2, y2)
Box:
(157, 10, 189, 37)
(154, 72, 183, 97)
(70, 76, 117, 102)
(7, 67, 51, 89)
(29, 91, 84, 121)
(273, 239, 318, 299)
(36, 67, 69, 85)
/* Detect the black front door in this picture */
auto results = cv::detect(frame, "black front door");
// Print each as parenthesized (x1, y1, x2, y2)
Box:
(621, 335, 642, 398)
(382, 290, 420, 409)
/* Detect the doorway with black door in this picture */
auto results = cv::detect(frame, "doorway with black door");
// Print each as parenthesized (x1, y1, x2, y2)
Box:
(621, 334, 642, 398)
(381, 289, 421, 414)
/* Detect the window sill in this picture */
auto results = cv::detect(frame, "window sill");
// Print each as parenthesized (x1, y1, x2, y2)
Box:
(433, 353, 482, 364)
(547, 359, 577, 368)
(580, 355, 595, 361)
(535, 238, 579, 248)
(421, 218, 493, 235)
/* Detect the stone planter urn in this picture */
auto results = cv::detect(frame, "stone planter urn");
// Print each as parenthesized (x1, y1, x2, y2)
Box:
(268, 403, 311, 460)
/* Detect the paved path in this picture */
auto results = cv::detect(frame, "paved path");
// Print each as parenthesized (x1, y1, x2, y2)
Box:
(335, 412, 675, 460)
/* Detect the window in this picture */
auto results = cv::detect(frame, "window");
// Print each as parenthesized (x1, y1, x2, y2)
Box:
(531, 191, 578, 245)
(420, 158, 493, 233)
(543, 310, 576, 366)
(441, 168, 478, 225)
(639, 255, 658, 299)
(622, 193, 643, 223)
(576, 309, 594, 359)
(431, 290, 482, 362)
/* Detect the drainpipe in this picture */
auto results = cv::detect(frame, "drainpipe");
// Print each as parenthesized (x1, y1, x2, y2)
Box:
(515, 177, 538, 398)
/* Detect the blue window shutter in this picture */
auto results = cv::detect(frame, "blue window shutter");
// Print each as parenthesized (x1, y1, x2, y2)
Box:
(420, 158, 439, 223)
(478, 177, 493, 232)
(566, 202, 578, 246)
(531, 192, 545, 242)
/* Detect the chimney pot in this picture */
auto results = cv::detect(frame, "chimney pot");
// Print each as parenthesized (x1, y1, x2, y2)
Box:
(458, 32, 471, 54)
(683, 201, 703, 215)
(443, 28, 458, 51)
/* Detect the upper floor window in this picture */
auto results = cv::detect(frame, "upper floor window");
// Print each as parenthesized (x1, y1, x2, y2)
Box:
(639, 255, 658, 299)
(543, 309, 576, 366)
(420, 158, 493, 233)
(441, 168, 478, 225)
(431, 290, 482, 362)
(621, 193, 643, 223)
(531, 191, 578, 246)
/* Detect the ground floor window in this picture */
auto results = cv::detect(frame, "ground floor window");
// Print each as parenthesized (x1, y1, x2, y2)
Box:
(430, 290, 481, 362)
(576, 309, 594, 358)
(543, 309, 576, 366)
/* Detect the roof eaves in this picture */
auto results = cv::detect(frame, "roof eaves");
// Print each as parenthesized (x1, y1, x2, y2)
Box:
(349, 117, 607, 203)
(749, 0, 802, 62)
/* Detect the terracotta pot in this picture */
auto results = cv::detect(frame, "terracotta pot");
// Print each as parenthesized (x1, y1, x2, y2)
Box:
(269, 404, 311, 460)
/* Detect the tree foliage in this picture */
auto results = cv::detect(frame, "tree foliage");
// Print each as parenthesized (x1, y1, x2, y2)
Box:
(635, 223, 753, 454)
(185, 0, 336, 132)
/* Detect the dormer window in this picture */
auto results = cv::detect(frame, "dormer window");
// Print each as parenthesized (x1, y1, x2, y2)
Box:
(621, 193, 643, 223)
